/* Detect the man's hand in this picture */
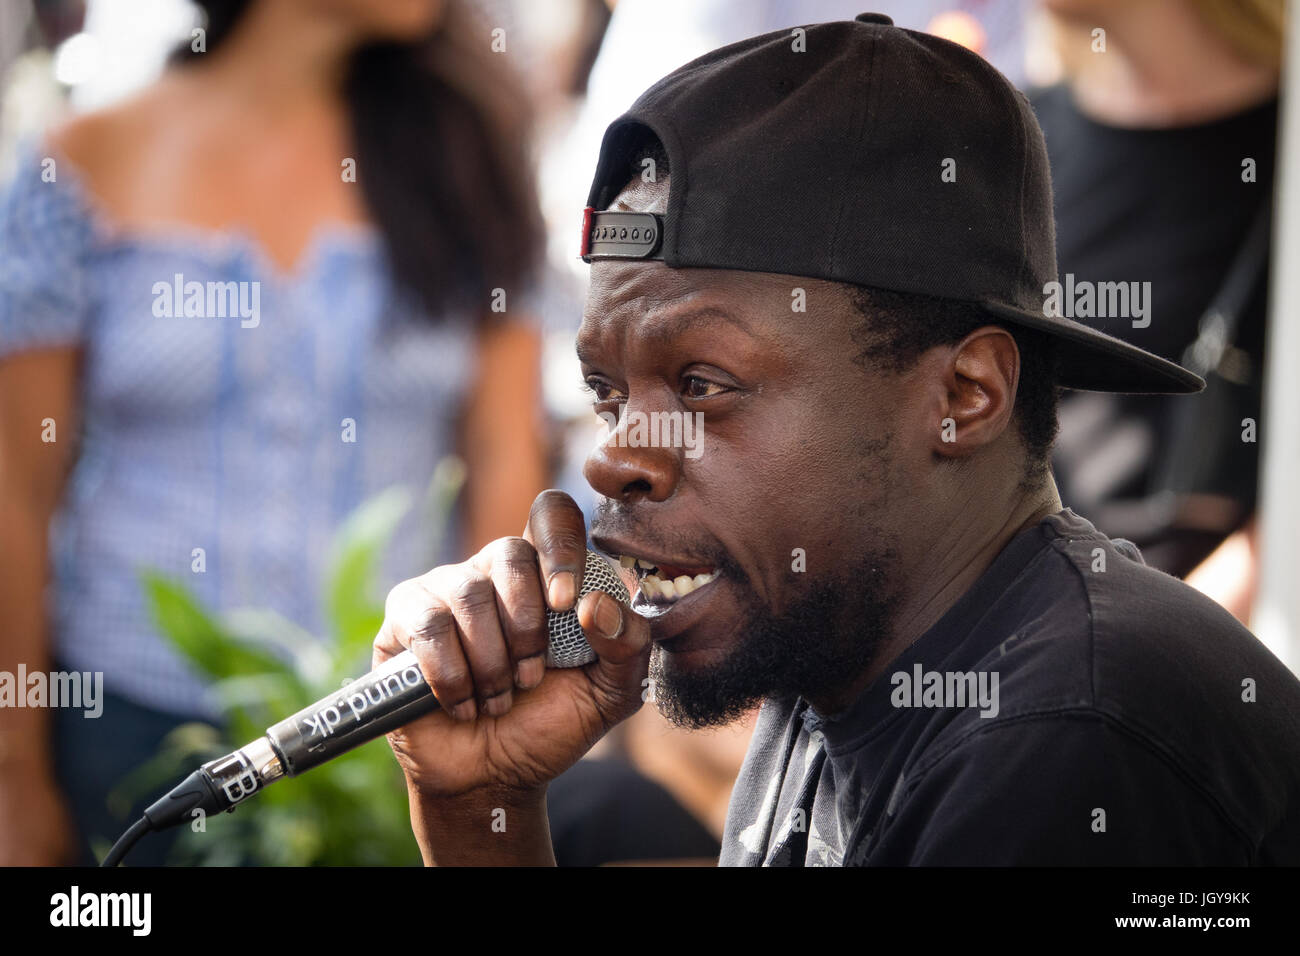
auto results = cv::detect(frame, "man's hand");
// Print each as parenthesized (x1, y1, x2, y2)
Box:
(373, 490, 651, 864)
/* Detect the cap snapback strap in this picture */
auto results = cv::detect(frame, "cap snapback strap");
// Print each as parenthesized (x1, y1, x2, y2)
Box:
(580, 207, 665, 261)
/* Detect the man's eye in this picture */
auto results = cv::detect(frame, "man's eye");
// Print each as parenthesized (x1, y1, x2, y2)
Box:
(683, 376, 728, 399)
(583, 378, 625, 403)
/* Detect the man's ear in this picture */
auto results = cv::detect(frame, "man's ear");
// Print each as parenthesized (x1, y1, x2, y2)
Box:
(929, 326, 1019, 460)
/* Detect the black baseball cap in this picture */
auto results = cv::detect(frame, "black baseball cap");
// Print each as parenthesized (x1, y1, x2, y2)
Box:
(580, 12, 1203, 395)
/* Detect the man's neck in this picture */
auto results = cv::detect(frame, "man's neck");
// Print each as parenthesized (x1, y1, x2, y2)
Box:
(175, 0, 355, 117)
(808, 475, 1063, 716)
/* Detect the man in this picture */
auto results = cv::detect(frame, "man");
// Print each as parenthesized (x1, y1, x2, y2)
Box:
(373, 13, 1300, 865)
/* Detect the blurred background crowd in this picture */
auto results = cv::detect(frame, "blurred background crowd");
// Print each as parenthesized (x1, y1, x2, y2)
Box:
(0, 0, 1291, 865)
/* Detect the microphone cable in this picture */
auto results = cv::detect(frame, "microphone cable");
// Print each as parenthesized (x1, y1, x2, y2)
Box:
(101, 816, 152, 868)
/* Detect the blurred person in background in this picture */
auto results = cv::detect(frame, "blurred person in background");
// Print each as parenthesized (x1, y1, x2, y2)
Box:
(0, 1, 86, 177)
(1031, 0, 1284, 622)
(0, 0, 546, 864)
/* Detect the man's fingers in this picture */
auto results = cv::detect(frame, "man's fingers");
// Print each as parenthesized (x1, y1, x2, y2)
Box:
(439, 565, 516, 717)
(381, 577, 477, 721)
(375, 510, 627, 732)
(372, 617, 403, 669)
(576, 591, 653, 723)
(478, 537, 549, 690)
(523, 489, 588, 612)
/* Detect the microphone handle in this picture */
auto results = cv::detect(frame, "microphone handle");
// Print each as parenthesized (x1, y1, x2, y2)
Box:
(268, 649, 436, 777)
(143, 651, 439, 831)
(140, 550, 626, 834)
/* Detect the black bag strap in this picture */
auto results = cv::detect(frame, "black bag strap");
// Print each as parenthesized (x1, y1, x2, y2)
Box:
(1180, 185, 1273, 379)
(1150, 184, 1273, 536)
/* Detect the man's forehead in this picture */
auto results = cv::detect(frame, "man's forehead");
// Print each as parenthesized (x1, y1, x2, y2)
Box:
(579, 259, 758, 348)
(577, 259, 856, 367)
(584, 253, 851, 317)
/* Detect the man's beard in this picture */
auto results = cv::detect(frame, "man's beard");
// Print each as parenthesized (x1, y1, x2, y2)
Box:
(650, 545, 901, 729)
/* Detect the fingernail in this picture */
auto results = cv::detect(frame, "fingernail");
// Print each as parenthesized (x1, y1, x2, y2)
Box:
(593, 593, 624, 640)
(451, 699, 477, 722)
(516, 655, 545, 689)
(484, 689, 513, 717)
(548, 571, 576, 610)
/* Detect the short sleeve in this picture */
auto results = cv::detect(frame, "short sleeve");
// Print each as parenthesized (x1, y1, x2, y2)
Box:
(0, 142, 96, 358)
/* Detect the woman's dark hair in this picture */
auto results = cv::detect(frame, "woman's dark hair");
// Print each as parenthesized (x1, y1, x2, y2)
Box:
(180, 0, 544, 323)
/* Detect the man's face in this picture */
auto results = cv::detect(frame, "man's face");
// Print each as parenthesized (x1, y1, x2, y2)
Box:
(580, 176, 937, 727)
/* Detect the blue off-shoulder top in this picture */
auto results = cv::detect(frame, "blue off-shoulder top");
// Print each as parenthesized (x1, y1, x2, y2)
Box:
(0, 142, 479, 717)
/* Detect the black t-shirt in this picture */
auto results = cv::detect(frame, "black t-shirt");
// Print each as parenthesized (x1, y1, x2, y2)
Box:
(1031, 85, 1277, 575)
(718, 510, 1300, 865)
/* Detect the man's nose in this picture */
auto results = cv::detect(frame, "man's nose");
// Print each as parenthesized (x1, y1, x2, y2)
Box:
(582, 416, 681, 504)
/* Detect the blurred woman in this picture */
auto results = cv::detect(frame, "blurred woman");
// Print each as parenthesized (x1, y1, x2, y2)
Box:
(1031, 0, 1283, 619)
(0, 0, 547, 864)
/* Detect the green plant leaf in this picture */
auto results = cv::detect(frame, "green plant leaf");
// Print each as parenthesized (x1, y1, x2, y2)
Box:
(324, 485, 412, 676)
(224, 608, 333, 687)
(142, 573, 290, 681)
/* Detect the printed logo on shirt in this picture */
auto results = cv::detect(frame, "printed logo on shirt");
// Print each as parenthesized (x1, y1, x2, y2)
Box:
(889, 663, 999, 718)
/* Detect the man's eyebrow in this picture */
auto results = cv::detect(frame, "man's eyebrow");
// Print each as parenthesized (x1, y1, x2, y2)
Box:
(646, 307, 758, 346)
(577, 306, 759, 364)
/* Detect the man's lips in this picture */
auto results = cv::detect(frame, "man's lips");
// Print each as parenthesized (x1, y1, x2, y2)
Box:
(592, 536, 719, 606)
(592, 535, 739, 648)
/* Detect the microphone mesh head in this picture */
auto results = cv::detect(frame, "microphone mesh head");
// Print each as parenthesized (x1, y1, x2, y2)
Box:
(545, 551, 630, 668)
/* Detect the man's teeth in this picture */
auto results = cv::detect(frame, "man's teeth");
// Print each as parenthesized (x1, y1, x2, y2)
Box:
(614, 555, 718, 601)
(617, 556, 661, 572)
(638, 569, 718, 601)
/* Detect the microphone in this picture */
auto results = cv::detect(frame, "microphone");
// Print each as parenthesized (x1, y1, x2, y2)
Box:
(134, 551, 629, 839)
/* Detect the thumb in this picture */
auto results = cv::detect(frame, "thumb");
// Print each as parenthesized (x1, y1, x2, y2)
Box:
(575, 590, 652, 727)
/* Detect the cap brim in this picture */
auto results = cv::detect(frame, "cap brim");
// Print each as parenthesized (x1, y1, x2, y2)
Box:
(980, 301, 1205, 395)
